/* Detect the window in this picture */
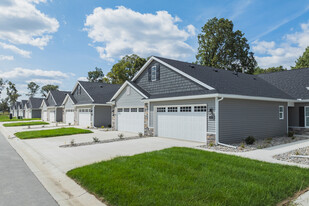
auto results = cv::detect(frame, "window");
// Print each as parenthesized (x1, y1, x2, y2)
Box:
(126, 87, 131, 95)
(117, 108, 123, 112)
(168, 107, 177, 112)
(194, 106, 207, 112)
(157, 107, 166, 112)
(279, 106, 284, 120)
(180, 106, 191, 112)
(151, 66, 157, 81)
(131, 108, 137, 112)
(124, 108, 130, 112)
(139, 108, 144, 112)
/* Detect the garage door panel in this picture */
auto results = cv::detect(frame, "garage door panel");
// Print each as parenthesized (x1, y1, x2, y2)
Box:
(117, 109, 144, 133)
(157, 106, 207, 142)
(49, 111, 55, 122)
(78, 111, 91, 127)
(65, 111, 74, 125)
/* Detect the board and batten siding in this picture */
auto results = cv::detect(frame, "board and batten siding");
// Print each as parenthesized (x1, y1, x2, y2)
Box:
(149, 98, 216, 134)
(94, 106, 111, 127)
(46, 95, 55, 106)
(134, 61, 206, 96)
(56, 108, 63, 122)
(72, 84, 93, 104)
(219, 99, 288, 143)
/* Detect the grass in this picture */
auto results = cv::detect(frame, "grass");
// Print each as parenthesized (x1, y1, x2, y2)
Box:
(0, 114, 40, 122)
(67, 147, 309, 206)
(15, 127, 93, 139)
(3, 121, 49, 127)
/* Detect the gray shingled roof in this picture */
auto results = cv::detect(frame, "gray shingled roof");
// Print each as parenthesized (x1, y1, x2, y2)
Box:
(78, 81, 121, 104)
(21, 100, 28, 109)
(29, 97, 44, 109)
(258, 68, 309, 100)
(154, 56, 294, 100)
(50, 90, 71, 106)
(67, 93, 77, 104)
(129, 81, 150, 98)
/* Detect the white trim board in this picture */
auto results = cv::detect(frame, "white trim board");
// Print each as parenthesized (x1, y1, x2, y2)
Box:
(131, 56, 215, 91)
(110, 81, 148, 101)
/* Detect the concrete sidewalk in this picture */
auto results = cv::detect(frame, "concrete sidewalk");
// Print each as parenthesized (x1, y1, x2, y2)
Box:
(0, 132, 58, 206)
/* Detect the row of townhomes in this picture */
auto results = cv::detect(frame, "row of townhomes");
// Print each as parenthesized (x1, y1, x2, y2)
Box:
(10, 56, 309, 144)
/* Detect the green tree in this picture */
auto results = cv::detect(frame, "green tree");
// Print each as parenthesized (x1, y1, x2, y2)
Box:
(26, 81, 40, 97)
(293, 46, 309, 69)
(0, 78, 6, 98)
(41, 84, 59, 97)
(87, 67, 104, 82)
(0, 98, 9, 114)
(106, 54, 147, 84)
(253, 66, 287, 75)
(196, 17, 257, 74)
(6, 81, 21, 106)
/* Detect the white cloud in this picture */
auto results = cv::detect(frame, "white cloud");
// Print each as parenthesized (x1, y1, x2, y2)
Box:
(0, 67, 69, 79)
(84, 6, 195, 61)
(26, 79, 62, 85)
(0, 0, 59, 48)
(0, 42, 31, 58)
(252, 21, 309, 68)
(78, 77, 88, 81)
(0, 55, 13, 60)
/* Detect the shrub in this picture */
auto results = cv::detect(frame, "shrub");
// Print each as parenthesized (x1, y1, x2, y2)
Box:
(118, 133, 124, 139)
(108, 124, 111, 128)
(101, 126, 104, 129)
(138, 132, 143, 137)
(245, 136, 255, 145)
(68, 123, 71, 126)
(288, 131, 294, 138)
(240, 142, 245, 149)
(70, 139, 75, 146)
(93, 137, 99, 142)
(208, 142, 214, 147)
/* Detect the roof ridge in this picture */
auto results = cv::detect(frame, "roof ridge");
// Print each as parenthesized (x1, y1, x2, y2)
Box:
(257, 67, 309, 76)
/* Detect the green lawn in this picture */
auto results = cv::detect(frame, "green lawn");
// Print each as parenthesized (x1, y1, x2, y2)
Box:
(15, 127, 93, 139)
(3, 121, 49, 127)
(0, 114, 40, 122)
(67, 147, 309, 206)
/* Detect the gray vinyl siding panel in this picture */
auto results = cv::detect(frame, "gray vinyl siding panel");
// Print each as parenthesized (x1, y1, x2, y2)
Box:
(72, 85, 93, 104)
(56, 108, 63, 122)
(115, 85, 144, 108)
(64, 98, 74, 109)
(150, 98, 216, 133)
(288, 103, 309, 127)
(134, 61, 206, 96)
(94, 106, 111, 127)
(32, 109, 41, 118)
(219, 99, 288, 144)
(46, 95, 55, 106)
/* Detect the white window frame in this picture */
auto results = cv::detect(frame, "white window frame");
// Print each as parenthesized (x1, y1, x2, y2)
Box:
(151, 66, 157, 81)
(279, 105, 284, 120)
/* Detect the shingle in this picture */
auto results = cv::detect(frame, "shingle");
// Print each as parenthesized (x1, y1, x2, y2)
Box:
(258, 68, 309, 99)
(50, 90, 71, 106)
(78, 81, 121, 104)
(154, 56, 294, 99)
(29, 97, 44, 109)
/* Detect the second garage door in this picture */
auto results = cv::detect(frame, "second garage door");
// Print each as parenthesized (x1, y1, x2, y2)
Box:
(117, 108, 144, 133)
(65, 109, 74, 125)
(156, 105, 207, 142)
(78, 108, 92, 127)
(49, 110, 55, 122)
(42, 111, 47, 121)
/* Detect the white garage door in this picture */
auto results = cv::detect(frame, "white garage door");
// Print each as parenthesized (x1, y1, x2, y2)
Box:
(78, 108, 92, 127)
(49, 110, 55, 122)
(42, 111, 47, 121)
(156, 105, 207, 142)
(117, 108, 144, 133)
(65, 109, 74, 125)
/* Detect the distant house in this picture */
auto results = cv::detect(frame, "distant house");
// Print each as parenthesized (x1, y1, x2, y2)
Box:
(25, 97, 44, 119)
(109, 56, 299, 144)
(62, 81, 121, 127)
(41, 90, 70, 122)
(20, 100, 28, 118)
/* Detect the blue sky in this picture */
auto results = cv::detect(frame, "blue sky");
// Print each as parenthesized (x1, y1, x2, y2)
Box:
(0, 0, 308, 99)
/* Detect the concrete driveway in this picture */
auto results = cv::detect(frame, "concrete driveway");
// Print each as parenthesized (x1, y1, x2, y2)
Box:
(0, 123, 202, 205)
(0, 132, 58, 206)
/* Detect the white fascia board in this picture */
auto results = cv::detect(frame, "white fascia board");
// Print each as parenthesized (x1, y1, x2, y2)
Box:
(131, 56, 215, 91)
(110, 81, 148, 101)
(143, 93, 294, 103)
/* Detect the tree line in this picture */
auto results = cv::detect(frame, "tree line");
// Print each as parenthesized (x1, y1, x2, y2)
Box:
(1, 17, 308, 113)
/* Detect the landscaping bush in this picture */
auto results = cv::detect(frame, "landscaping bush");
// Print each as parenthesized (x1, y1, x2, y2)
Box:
(245, 136, 255, 145)
(288, 131, 294, 137)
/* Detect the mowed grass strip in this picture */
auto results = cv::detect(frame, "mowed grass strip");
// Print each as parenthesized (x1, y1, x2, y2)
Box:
(15, 127, 93, 139)
(0, 118, 41, 122)
(68, 147, 309, 206)
(3, 121, 49, 127)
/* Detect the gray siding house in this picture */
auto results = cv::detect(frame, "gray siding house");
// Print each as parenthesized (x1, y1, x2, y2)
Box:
(41, 90, 70, 122)
(110, 56, 295, 144)
(25, 97, 44, 119)
(62, 81, 121, 128)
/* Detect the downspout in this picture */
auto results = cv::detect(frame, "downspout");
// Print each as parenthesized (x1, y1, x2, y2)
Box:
(92, 105, 95, 128)
(215, 97, 237, 149)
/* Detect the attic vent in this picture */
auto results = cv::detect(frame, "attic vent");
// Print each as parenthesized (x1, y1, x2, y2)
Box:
(100, 85, 104, 88)
(233, 71, 238, 76)
(253, 77, 257, 80)
(213, 69, 218, 72)
(190, 64, 195, 68)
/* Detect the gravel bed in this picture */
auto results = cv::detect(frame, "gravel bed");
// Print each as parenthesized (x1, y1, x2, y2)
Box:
(274, 147, 309, 165)
(199, 136, 308, 153)
(60, 136, 146, 148)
